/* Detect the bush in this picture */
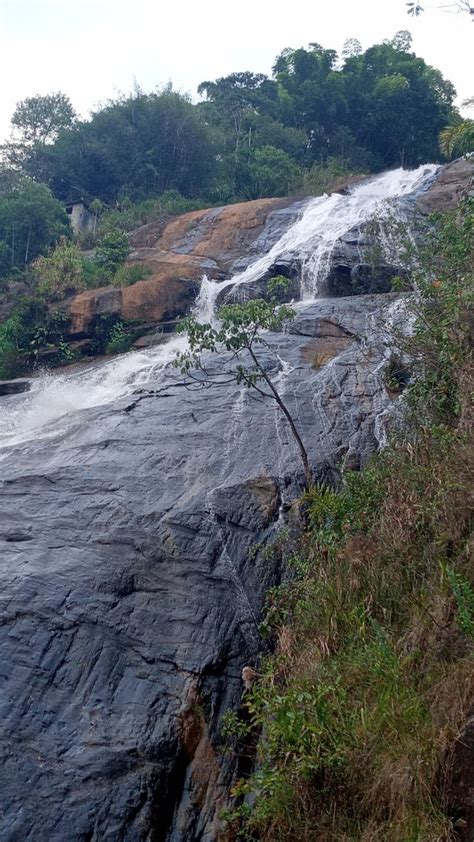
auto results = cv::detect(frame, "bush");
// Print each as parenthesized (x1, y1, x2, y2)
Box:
(33, 238, 84, 300)
(247, 146, 302, 199)
(0, 296, 68, 377)
(94, 229, 129, 276)
(97, 191, 207, 237)
(111, 262, 152, 287)
(303, 156, 363, 197)
(104, 320, 133, 354)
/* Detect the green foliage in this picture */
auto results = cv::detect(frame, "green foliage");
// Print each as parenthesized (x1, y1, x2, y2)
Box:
(20, 88, 219, 204)
(10, 92, 75, 146)
(0, 297, 70, 377)
(303, 157, 360, 196)
(439, 119, 474, 158)
(104, 320, 132, 355)
(445, 566, 474, 637)
(4, 37, 458, 207)
(175, 277, 296, 379)
(96, 190, 206, 237)
(111, 263, 152, 287)
(220, 201, 473, 841)
(33, 237, 84, 300)
(0, 179, 70, 275)
(94, 229, 129, 276)
(246, 146, 302, 199)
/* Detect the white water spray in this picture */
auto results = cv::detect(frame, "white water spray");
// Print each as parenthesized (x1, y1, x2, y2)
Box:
(0, 164, 438, 449)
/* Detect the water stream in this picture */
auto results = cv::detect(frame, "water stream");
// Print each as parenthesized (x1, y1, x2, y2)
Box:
(0, 164, 438, 449)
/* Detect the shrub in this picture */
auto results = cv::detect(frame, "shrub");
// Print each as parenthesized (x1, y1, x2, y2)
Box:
(94, 229, 129, 276)
(303, 157, 363, 197)
(105, 320, 132, 355)
(111, 263, 152, 287)
(221, 198, 474, 841)
(33, 237, 84, 300)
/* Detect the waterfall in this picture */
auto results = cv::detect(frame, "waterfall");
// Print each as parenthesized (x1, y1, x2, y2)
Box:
(0, 164, 438, 450)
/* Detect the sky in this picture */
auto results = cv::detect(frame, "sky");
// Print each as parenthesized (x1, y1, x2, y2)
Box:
(0, 0, 472, 142)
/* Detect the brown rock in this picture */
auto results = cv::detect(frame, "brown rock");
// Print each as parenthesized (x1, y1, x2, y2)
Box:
(67, 196, 293, 336)
(416, 158, 474, 215)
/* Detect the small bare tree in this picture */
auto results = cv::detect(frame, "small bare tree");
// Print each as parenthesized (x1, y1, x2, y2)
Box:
(174, 277, 313, 487)
(407, 1, 474, 17)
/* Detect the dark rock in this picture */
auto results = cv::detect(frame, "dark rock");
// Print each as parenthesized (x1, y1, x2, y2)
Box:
(0, 296, 404, 841)
(444, 708, 474, 840)
(351, 263, 408, 295)
(0, 378, 31, 396)
(133, 332, 168, 349)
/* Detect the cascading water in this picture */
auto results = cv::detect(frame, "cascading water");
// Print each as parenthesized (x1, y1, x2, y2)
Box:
(0, 164, 438, 450)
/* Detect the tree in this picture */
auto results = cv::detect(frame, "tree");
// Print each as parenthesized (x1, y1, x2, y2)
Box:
(246, 146, 302, 199)
(174, 278, 313, 487)
(0, 180, 70, 276)
(341, 41, 456, 166)
(34, 89, 219, 203)
(341, 38, 363, 60)
(10, 93, 76, 146)
(389, 30, 413, 51)
(439, 98, 474, 157)
(3, 93, 76, 183)
(439, 121, 474, 157)
(94, 229, 130, 276)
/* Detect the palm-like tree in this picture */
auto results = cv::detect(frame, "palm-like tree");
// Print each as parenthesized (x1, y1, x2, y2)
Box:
(439, 98, 474, 159)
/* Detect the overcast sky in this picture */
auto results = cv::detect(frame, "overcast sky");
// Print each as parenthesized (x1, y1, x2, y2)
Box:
(0, 0, 472, 143)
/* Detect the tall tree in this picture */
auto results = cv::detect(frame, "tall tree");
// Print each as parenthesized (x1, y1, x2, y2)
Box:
(0, 180, 70, 275)
(10, 93, 76, 146)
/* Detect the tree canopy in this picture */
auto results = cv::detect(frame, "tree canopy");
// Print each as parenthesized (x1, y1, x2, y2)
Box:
(0, 180, 70, 276)
(0, 35, 459, 213)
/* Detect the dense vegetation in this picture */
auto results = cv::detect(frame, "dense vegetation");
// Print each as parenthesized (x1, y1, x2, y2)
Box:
(221, 199, 474, 840)
(1, 32, 461, 211)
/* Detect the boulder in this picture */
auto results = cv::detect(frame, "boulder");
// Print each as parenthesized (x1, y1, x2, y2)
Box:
(416, 158, 474, 215)
(0, 378, 31, 396)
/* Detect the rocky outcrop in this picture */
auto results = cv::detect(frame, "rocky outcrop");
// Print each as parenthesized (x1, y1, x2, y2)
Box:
(67, 198, 297, 337)
(0, 295, 403, 841)
(0, 377, 31, 395)
(63, 160, 474, 340)
(415, 157, 474, 215)
(69, 276, 199, 335)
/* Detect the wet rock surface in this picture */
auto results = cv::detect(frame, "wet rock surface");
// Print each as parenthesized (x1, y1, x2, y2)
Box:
(0, 294, 402, 841)
(67, 198, 297, 337)
(0, 162, 472, 840)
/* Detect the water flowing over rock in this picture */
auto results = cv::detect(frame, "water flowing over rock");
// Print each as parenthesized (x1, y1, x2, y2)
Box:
(0, 162, 472, 841)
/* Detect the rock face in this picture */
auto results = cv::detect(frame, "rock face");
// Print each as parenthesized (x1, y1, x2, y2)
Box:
(1, 162, 473, 841)
(62, 159, 473, 340)
(415, 157, 474, 215)
(0, 294, 402, 841)
(67, 198, 297, 337)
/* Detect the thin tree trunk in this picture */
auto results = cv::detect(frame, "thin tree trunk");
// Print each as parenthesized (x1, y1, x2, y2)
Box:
(248, 345, 313, 488)
(24, 225, 31, 266)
